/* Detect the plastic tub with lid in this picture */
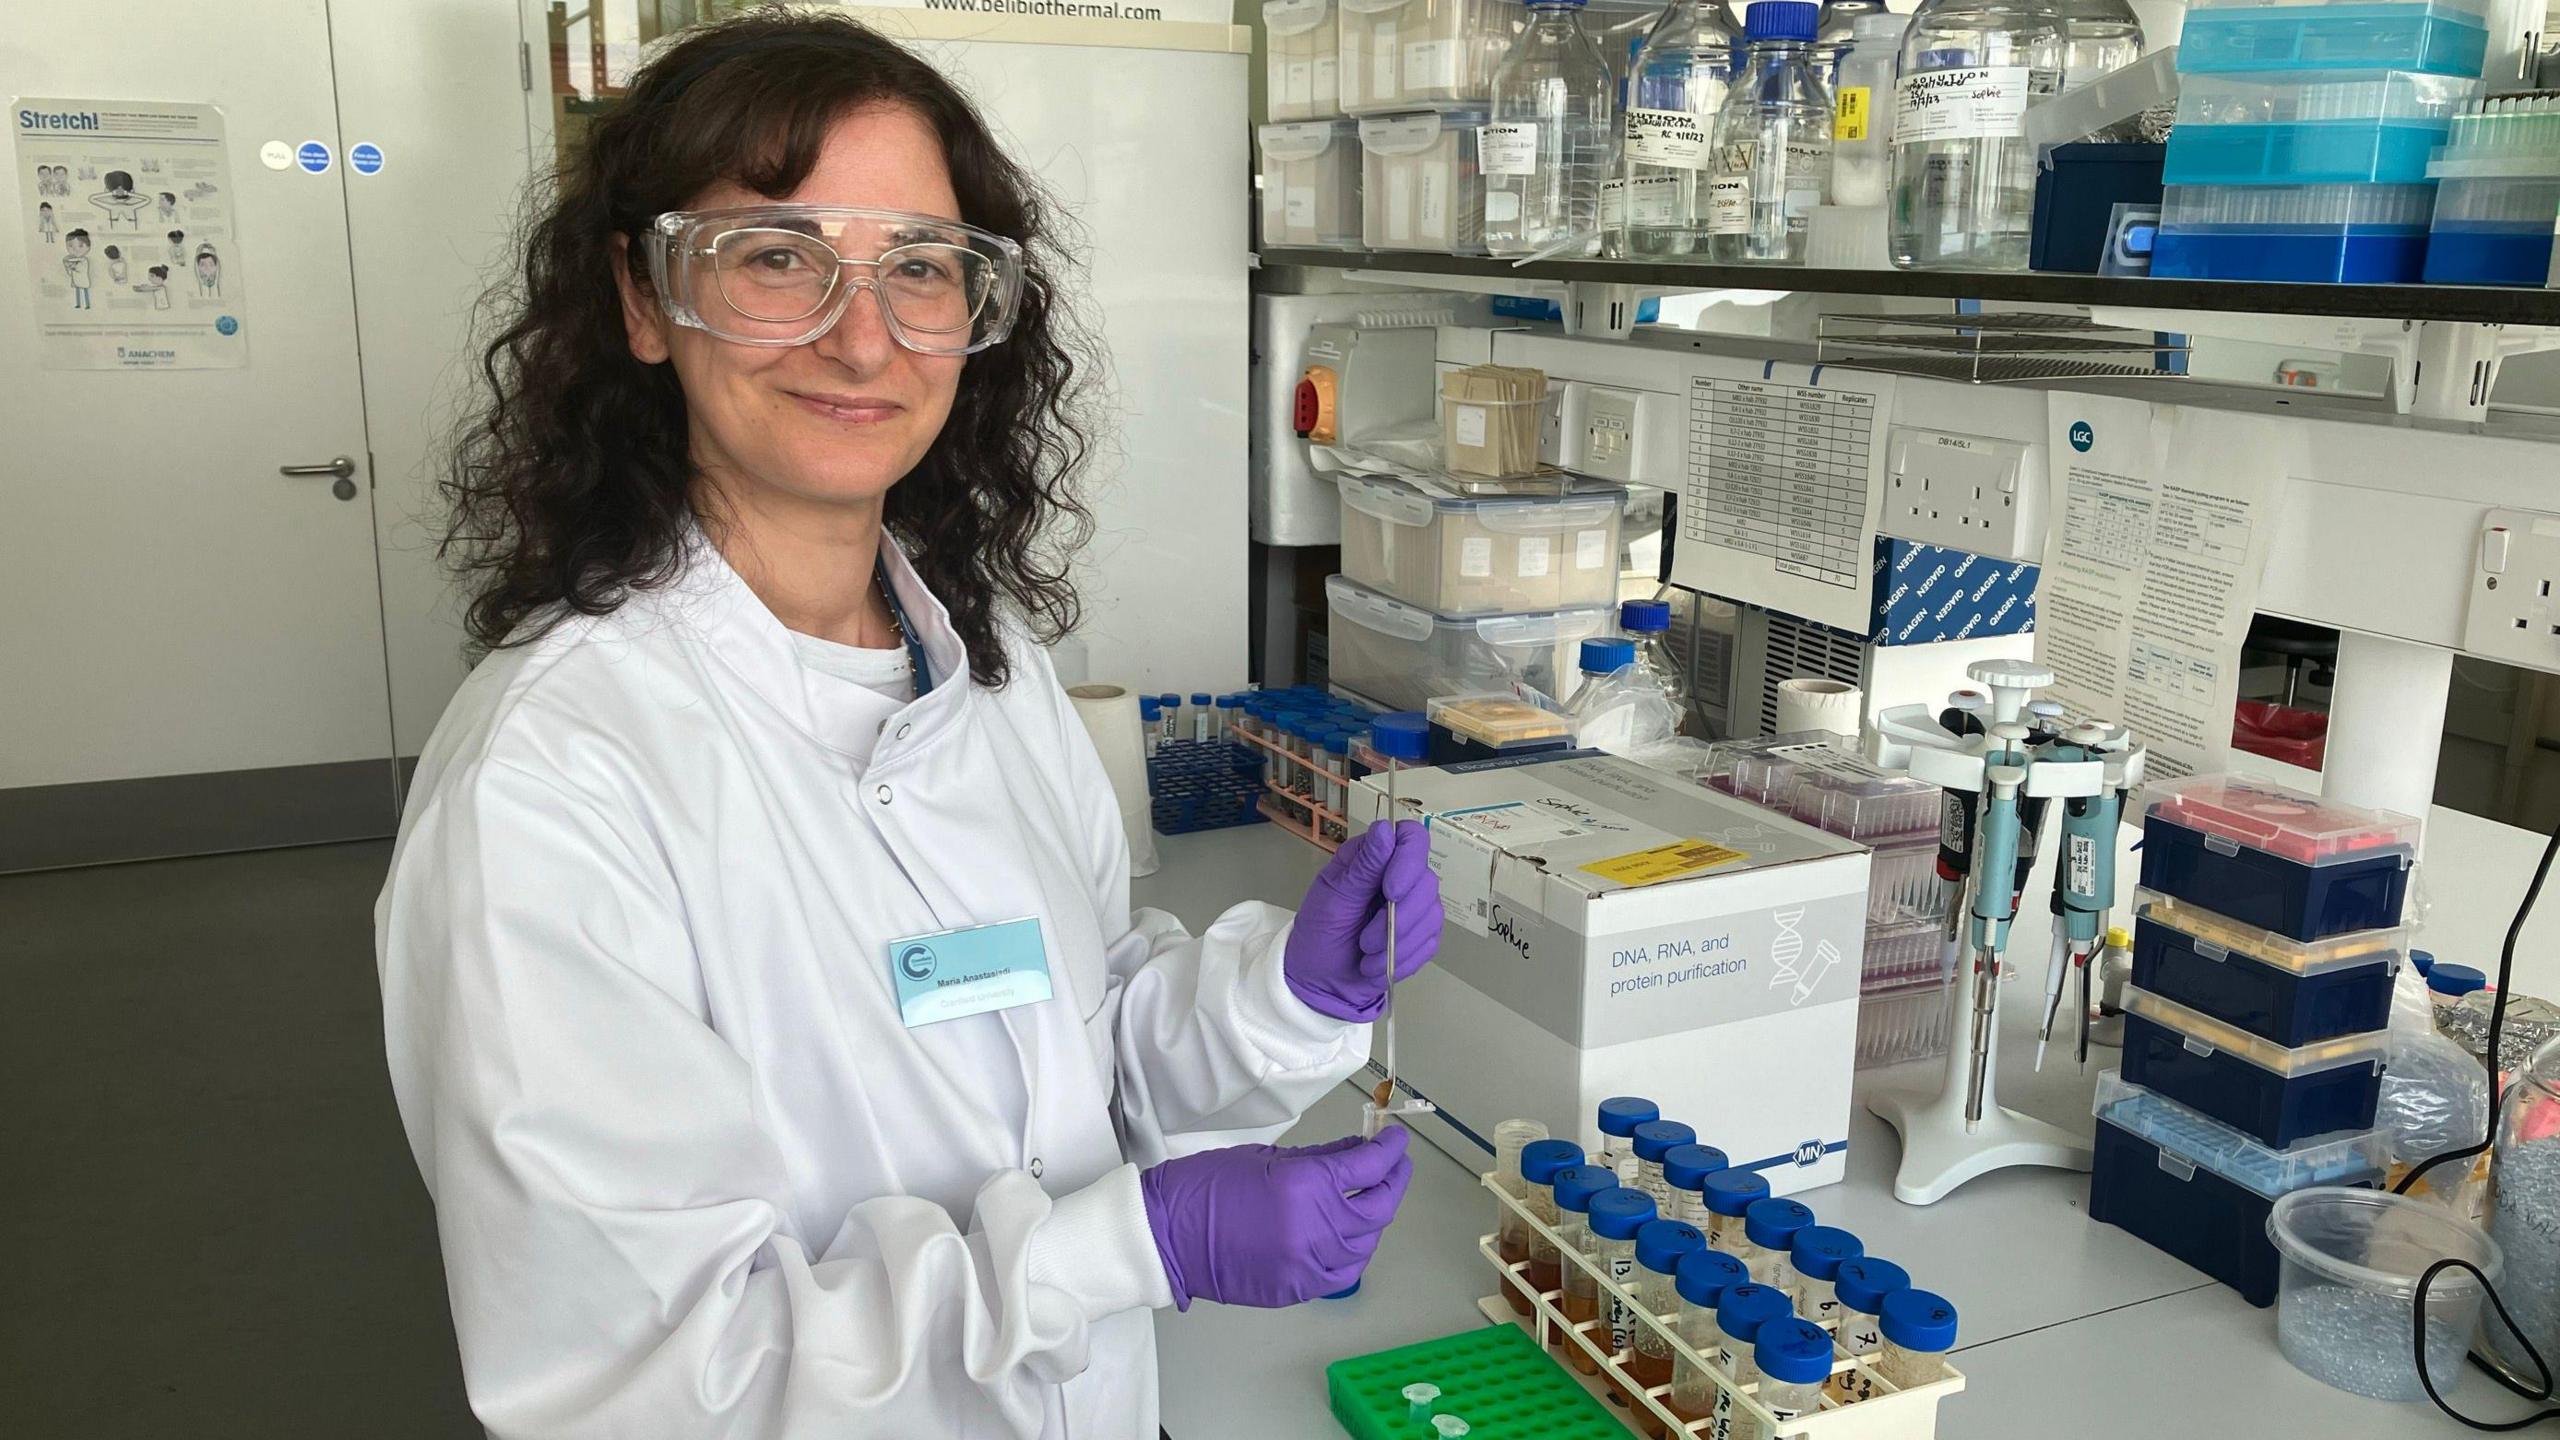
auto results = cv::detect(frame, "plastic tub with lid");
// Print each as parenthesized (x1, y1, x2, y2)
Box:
(1323, 573, 1612, 713)
(2137, 774, 2418, 941)
(2121, 985, 2391, 1147)
(2268, 1186, 2502, 1400)
(1257, 120, 1364, 247)
(1264, 0, 1343, 122)
(2130, 888, 2403, 1047)
(2163, 70, 2479, 185)
(1340, 0, 1520, 111)
(1360, 110, 1492, 251)
(2152, 182, 2438, 282)
(2175, 0, 2492, 77)
(1336, 471, 1627, 615)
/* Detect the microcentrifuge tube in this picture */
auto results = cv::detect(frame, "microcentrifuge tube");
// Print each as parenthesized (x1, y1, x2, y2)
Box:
(1430, 1416, 1471, 1439)
(1402, 1382, 1441, 1421)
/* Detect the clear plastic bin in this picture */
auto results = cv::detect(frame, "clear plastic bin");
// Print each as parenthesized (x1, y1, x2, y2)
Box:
(1870, 840, 1949, 926)
(1861, 916, 1950, 991)
(2153, 182, 2436, 281)
(1702, 730, 1888, 808)
(2130, 888, 2402, 1047)
(1857, 975, 1954, 1069)
(2164, 71, 2479, 184)
(1265, 0, 1344, 122)
(1787, 769, 1941, 844)
(2175, 0, 2492, 77)
(2268, 1187, 2502, 1400)
(1346, 0, 1520, 112)
(1323, 574, 1612, 713)
(2122, 985, 2391, 1147)
(1361, 109, 1492, 251)
(1337, 471, 1627, 615)
(2423, 172, 2560, 283)
(1258, 120, 1365, 247)
(2139, 773, 2417, 940)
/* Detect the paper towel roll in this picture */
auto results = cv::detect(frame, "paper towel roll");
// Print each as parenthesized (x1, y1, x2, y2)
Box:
(1773, 677, 1863, 740)
(1068, 684, 1161, 878)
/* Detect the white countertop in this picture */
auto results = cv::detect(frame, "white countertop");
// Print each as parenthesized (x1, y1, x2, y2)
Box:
(1133, 823, 2514, 1439)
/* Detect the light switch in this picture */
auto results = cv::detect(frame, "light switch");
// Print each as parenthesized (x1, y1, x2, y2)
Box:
(2484, 526, 2511, 575)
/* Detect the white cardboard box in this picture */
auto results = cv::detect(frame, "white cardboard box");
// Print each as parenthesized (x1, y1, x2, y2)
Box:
(1349, 751, 1871, 1197)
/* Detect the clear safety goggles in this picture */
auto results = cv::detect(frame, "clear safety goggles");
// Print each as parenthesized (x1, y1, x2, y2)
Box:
(643, 205, 1025, 355)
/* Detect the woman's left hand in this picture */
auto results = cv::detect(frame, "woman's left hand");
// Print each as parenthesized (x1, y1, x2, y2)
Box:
(1283, 819, 1442, 1023)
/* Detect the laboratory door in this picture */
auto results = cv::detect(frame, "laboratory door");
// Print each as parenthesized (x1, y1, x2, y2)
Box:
(3, 0, 396, 868)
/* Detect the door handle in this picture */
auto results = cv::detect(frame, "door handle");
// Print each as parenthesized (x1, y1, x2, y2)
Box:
(279, 455, 358, 479)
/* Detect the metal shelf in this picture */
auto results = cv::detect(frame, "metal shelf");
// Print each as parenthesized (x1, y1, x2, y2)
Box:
(1257, 246, 2560, 325)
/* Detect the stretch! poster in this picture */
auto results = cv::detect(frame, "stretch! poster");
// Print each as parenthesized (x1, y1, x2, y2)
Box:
(15, 99, 247, 370)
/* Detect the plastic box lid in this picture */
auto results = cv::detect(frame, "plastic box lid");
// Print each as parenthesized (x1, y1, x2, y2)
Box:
(2125, 985, 2393, 1076)
(2176, 70, 2478, 127)
(1337, 471, 1629, 531)
(1428, 692, 1574, 746)
(2134, 888, 2407, 976)
(2094, 1069, 2387, 1198)
(2141, 774, 2420, 865)
(2184, 0, 2490, 21)
(1789, 769, 1942, 843)
(1323, 573, 1614, 642)
(1359, 110, 1492, 153)
(1262, 0, 1337, 36)
(1699, 730, 1886, 802)
(1258, 119, 1359, 161)
(2160, 182, 2438, 229)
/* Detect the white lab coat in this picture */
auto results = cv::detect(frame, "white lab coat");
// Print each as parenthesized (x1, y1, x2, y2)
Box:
(376, 533, 1369, 1439)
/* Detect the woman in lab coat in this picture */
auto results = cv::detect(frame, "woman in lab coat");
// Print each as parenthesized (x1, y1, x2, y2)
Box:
(377, 13, 1440, 1440)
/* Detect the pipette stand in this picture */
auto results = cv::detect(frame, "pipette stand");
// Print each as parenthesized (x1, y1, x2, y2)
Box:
(1865, 659, 2144, 1206)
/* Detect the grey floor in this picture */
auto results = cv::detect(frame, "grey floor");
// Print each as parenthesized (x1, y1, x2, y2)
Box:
(1, 841, 479, 1437)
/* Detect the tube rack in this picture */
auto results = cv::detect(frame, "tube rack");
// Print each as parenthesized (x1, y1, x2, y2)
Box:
(1479, 1172, 1965, 1439)
(1233, 723, 1353, 851)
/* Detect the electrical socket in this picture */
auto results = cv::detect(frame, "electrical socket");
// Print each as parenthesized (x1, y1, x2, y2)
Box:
(1879, 427, 2046, 561)
(2461, 508, 2560, 674)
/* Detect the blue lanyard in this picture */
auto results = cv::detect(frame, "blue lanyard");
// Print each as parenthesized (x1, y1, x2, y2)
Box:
(879, 557, 934, 696)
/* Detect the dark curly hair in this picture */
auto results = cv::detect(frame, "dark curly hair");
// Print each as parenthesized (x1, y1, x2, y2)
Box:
(443, 10, 1091, 687)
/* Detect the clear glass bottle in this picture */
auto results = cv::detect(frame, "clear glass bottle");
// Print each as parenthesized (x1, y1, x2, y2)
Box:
(2056, 0, 2144, 96)
(1707, 0, 1832, 265)
(1483, 0, 1615, 257)
(1556, 1170, 1623, 1367)
(1824, 1256, 1909, 1404)
(1790, 1224, 1865, 1324)
(1662, 1142, 1729, 1228)
(1669, 1250, 1748, 1440)
(1618, 598, 1692, 726)
(1588, 1189, 1660, 1402)
(1630, 1118, 1698, 1213)
(1888, 0, 2064, 270)
(1828, 9, 1911, 208)
(1628, 1220, 1707, 1422)
(1502, 1128, 1567, 1317)
(1754, 1318, 1836, 1425)
(1700, 1166, 1769, 1254)
(1814, 0, 1889, 83)
(1596, 1094, 1660, 1183)
(1616, 0, 1739, 258)
(1711, 1283, 1791, 1440)
(1742, 1197, 1815, 1296)
(1874, 1289, 1958, 1391)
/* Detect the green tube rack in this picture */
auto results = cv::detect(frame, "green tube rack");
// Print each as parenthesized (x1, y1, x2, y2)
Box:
(1327, 1324, 1627, 1440)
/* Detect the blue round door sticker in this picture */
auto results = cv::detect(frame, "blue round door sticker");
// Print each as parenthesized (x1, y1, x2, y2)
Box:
(296, 140, 333, 174)
(215, 315, 239, 336)
(350, 142, 384, 176)
(2069, 420, 2095, 452)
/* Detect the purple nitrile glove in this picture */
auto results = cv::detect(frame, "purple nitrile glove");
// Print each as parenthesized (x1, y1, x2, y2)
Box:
(1140, 1126, 1413, 1310)
(1284, 819, 1443, 1023)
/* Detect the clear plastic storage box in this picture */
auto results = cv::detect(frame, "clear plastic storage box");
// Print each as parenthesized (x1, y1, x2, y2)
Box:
(2163, 71, 2479, 184)
(1337, 471, 1627, 615)
(1258, 120, 1365, 247)
(1338, 0, 1520, 112)
(1323, 574, 1611, 713)
(1869, 840, 1950, 926)
(2130, 889, 2402, 1047)
(2423, 172, 2560, 284)
(2153, 182, 2437, 281)
(1862, 916, 1951, 991)
(1265, 0, 1344, 122)
(2174, 0, 2492, 76)
(2089, 1069, 2387, 1306)
(1704, 730, 1870, 805)
(1787, 769, 1941, 844)
(1360, 110, 1491, 251)
(1857, 973, 1955, 1069)
(2121, 986, 2391, 1148)
(2138, 774, 2418, 940)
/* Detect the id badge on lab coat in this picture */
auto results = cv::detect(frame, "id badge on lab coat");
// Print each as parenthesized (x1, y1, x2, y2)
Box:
(887, 917, 1053, 1027)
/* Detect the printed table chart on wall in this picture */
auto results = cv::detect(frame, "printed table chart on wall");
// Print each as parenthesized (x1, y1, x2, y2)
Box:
(1683, 378, 1878, 590)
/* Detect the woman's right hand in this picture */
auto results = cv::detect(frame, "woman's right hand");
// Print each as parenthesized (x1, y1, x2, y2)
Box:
(1139, 1127, 1413, 1309)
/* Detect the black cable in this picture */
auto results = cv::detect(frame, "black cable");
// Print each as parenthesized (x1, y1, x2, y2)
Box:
(2400, 810, 2560, 1428)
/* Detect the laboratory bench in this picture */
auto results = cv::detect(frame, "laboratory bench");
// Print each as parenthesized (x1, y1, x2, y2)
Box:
(1135, 824, 2506, 1439)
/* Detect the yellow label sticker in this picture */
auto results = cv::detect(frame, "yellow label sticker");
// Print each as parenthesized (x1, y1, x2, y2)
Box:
(1580, 839, 1748, 887)
(1836, 86, 1870, 141)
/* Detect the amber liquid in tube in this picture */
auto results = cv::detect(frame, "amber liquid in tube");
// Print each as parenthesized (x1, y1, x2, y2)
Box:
(1563, 1289, 1604, 1374)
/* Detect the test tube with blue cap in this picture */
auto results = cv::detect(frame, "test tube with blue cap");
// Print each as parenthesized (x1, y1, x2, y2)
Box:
(1362, 712, 1434, 1139)
(1741, 1196, 1815, 1295)
(1712, 1283, 1793, 1440)
(1595, 1095, 1660, 1182)
(1189, 692, 1214, 743)
(1754, 1318, 1835, 1428)
(1789, 1224, 1864, 1324)
(1139, 696, 1162, 755)
(1825, 1256, 1910, 1402)
(1670, 1249, 1749, 1436)
(1630, 1119, 1696, 1212)
(1156, 692, 1180, 748)
(1661, 1143, 1730, 1228)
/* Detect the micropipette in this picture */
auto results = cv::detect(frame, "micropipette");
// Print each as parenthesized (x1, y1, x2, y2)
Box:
(2033, 724, 2126, 1072)
(1364, 713, 1436, 1138)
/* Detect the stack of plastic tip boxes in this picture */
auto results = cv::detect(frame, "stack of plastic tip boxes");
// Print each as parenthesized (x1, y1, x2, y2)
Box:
(1701, 732, 1956, 1070)
(2424, 95, 2560, 284)
(2089, 774, 2417, 1307)
(1258, 0, 1522, 250)
(2154, 0, 2487, 283)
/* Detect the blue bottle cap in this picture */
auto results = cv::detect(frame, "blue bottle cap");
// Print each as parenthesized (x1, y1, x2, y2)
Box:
(1745, 0, 1820, 39)
(1325, 1279, 1361, 1299)
(1580, 636, 1636, 674)
(1158, 693, 1179, 706)
(1675, 1248, 1749, 1308)
(1555, 1164, 1619, 1213)
(2411, 949, 2437, 977)
(1701, 1167, 1771, 1217)
(1191, 692, 1212, 706)
(1744, 1197, 1815, 1251)
(2429, 963, 2486, 997)
(1756, 1318, 1835, 1385)
(1791, 1226, 1864, 1281)
(1620, 598, 1671, 633)
(1661, 1143, 1730, 1193)
(1521, 1138, 1586, 1186)
(1631, 1119, 1698, 1164)
(1597, 1096, 1659, 1137)
(1324, 734, 1353, 757)
(1589, 1188, 1658, 1241)
(1880, 1289, 1959, 1352)
(1373, 712, 1430, 761)
(1636, 1219, 1707, 1274)
(1140, 698, 1161, 720)
(1831, 1257, 1910, 1315)
(1716, 1283, 1790, 1343)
